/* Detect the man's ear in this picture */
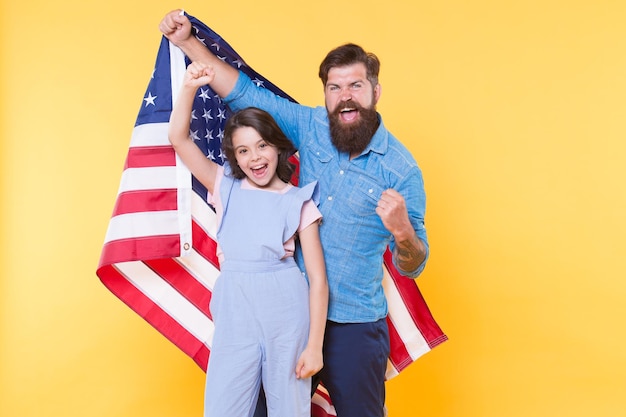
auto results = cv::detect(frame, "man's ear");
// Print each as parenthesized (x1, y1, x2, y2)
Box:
(374, 83, 382, 103)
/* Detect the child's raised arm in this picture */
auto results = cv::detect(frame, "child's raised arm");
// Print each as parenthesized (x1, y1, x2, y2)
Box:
(295, 220, 328, 379)
(169, 62, 219, 194)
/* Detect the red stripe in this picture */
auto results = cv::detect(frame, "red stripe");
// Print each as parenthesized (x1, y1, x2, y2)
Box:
(98, 234, 181, 267)
(383, 250, 447, 350)
(288, 154, 300, 186)
(311, 403, 333, 417)
(113, 189, 178, 215)
(124, 146, 176, 169)
(386, 316, 410, 373)
(191, 220, 221, 270)
(97, 263, 210, 371)
(311, 385, 335, 417)
(143, 257, 213, 318)
(314, 386, 331, 403)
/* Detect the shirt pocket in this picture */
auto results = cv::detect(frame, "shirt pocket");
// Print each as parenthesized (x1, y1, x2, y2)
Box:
(309, 142, 333, 163)
(347, 176, 385, 217)
(302, 143, 333, 186)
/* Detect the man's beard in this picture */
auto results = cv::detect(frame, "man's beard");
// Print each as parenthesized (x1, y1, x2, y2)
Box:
(328, 101, 379, 155)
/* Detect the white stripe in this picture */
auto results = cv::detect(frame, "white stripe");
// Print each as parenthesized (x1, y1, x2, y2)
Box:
(117, 166, 179, 193)
(115, 261, 214, 347)
(382, 268, 431, 362)
(172, 166, 219, 258)
(168, 42, 194, 257)
(177, 249, 221, 291)
(104, 210, 180, 243)
(175, 157, 193, 257)
(177, 192, 220, 290)
(385, 361, 400, 379)
(169, 42, 187, 106)
(312, 387, 336, 416)
(191, 191, 218, 239)
(130, 122, 170, 147)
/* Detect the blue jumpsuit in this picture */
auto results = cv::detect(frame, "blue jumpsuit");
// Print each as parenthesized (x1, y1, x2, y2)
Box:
(204, 169, 319, 417)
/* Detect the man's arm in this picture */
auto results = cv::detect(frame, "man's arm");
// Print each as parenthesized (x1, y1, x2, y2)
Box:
(376, 188, 427, 274)
(393, 232, 427, 274)
(159, 9, 239, 98)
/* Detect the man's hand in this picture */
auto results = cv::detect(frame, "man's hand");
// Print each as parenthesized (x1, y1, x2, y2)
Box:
(376, 189, 412, 238)
(376, 189, 426, 273)
(159, 9, 193, 46)
(157, 10, 239, 96)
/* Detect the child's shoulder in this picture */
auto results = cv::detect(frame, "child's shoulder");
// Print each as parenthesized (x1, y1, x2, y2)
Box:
(292, 181, 319, 203)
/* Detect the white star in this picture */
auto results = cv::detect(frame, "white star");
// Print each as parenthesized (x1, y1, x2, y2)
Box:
(232, 59, 244, 68)
(202, 108, 213, 123)
(211, 42, 220, 52)
(252, 78, 265, 88)
(195, 29, 206, 46)
(207, 149, 215, 160)
(190, 129, 201, 141)
(218, 148, 226, 161)
(198, 88, 211, 102)
(217, 128, 224, 140)
(218, 55, 227, 63)
(205, 129, 214, 141)
(190, 109, 198, 121)
(144, 92, 157, 106)
(217, 108, 227, 121)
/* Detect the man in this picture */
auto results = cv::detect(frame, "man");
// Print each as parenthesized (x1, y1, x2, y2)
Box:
(160, 10, 429, 417)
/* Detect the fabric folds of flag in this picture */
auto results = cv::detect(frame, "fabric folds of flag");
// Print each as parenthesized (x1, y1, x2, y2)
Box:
(97, 13, 447, 417)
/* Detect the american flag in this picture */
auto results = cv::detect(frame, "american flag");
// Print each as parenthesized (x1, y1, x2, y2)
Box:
(97, 13, 447, 416)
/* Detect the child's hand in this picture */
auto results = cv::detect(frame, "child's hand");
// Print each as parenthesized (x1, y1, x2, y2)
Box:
(183, 61, 215, 89)
(295, 346, 323, 379)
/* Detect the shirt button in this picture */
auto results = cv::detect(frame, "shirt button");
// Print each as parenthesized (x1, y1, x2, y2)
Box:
(328, 196, 333, 201)
(339, 170, 344, 175)
(368, 188, 374, 193)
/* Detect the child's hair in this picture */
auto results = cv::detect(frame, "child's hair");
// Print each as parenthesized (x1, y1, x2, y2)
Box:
(222, 107, 296, 183)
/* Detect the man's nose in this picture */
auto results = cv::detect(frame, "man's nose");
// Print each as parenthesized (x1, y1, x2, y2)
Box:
(340, 89, 353, 101)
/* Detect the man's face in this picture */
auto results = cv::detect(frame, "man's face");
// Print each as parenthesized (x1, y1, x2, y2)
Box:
(324, 63, 381, 156)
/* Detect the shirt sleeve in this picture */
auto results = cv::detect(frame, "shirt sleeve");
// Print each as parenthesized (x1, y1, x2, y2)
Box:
(298, 200, 322, 232)
(223, 71, 315, 150)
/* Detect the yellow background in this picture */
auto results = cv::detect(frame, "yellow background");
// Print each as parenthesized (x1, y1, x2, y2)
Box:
(1, 1, 625, 416)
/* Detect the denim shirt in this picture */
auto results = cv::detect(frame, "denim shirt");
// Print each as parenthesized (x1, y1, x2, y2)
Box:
(224, 72, 429, 323)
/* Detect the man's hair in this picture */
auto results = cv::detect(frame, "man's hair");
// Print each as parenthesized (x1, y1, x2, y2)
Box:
(318, 43, 380, 87)
(222, 107, 296, 183)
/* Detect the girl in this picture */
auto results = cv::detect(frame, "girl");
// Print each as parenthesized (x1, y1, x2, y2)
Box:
(169, 61, 328, 417)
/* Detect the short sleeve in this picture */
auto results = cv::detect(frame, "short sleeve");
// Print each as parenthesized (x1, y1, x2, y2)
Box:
(283, 181, 320, 243)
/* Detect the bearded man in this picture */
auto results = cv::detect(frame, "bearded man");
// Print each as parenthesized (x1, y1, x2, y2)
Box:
(160, 10, 430, 417)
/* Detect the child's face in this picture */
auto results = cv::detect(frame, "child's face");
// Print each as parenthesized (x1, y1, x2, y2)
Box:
(232, 126, 284, 190)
